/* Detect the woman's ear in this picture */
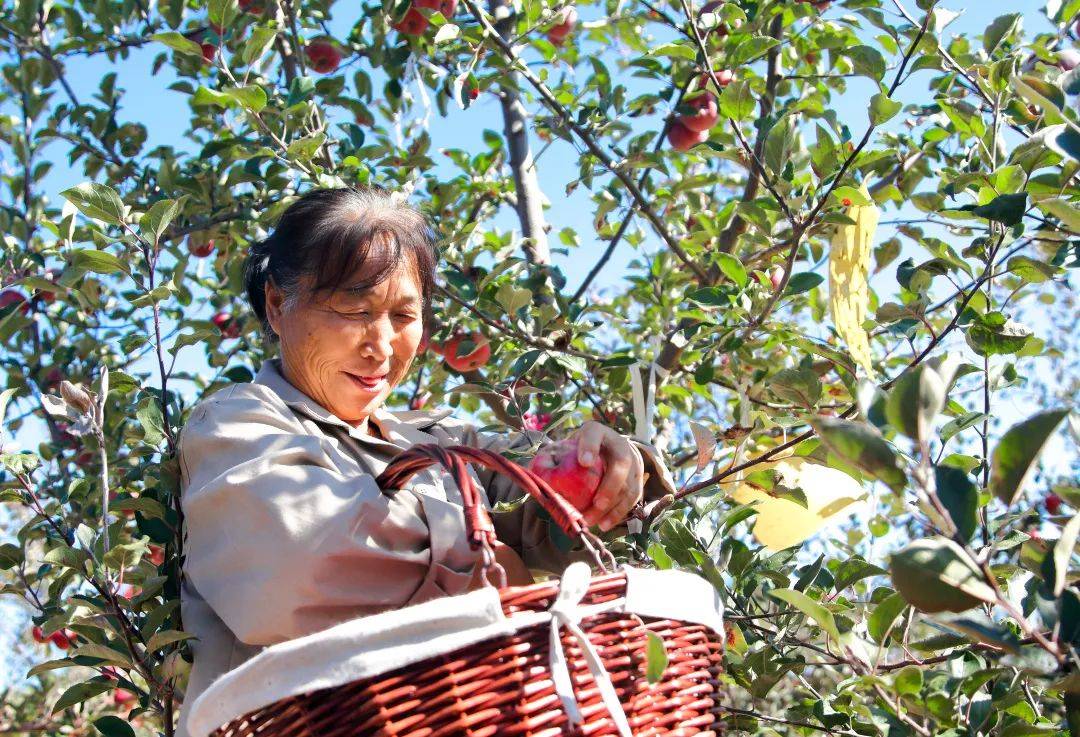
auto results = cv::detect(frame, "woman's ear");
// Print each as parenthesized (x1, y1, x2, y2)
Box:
(264, 279, 284, 336)
(417, 323, 431, 356)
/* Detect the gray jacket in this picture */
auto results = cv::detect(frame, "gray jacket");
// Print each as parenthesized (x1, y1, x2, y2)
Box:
(175, 357, 677, 736)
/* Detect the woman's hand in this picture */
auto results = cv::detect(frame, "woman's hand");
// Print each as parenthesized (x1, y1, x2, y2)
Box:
(568, 421, 645, 531)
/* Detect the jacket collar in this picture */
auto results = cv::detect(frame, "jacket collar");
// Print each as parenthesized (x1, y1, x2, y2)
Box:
(254, 358, 452, 447)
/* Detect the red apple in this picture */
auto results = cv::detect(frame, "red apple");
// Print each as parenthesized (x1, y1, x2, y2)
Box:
(306, 39, 342, 74)
(201, 43, 217, 64)
(1046, 493, 1064, 515)
(547, 6, 577, 46)
(239, 0, 263, 13)
(212, 311, 240, 339)
(769, 266, 784, 292)
(714, 69, 734, 86)
(0, 289, 30, 315)
(441, 331, 491, 372)
(187, 233, 215, 258)
(528, 436, 605, 512)
(667, 119, 709, 151)
(416, 0, 456, 15)
(523, 412, 552, 431)
(148, 545, 166, 566)
(48, 629, 74, 649)
(114, 689, 137, 706)
(31, 626, 47, 644)
(393, 7, 430, 35)
(678, 91, 718, 133)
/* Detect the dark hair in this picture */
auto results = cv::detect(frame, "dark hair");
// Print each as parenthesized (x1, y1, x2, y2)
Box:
(243, 186, 438, 343)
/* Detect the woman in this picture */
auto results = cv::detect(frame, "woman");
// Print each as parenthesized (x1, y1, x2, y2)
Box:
(175, 186, 677, 737)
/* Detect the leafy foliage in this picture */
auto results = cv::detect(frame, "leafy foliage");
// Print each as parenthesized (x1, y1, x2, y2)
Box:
(0, 0, 1078, 735)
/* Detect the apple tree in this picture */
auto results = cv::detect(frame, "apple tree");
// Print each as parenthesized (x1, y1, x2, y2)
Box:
(1, 0, 1079, 734)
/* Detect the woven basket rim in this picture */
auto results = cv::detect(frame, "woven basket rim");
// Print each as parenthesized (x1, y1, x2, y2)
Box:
(186, 564, 723, 737)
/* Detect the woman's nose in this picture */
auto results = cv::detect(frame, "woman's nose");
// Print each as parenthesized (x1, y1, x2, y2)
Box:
(361, 315, 395, 359)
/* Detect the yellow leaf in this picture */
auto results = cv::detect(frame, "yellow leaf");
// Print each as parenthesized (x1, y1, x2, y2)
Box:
(731, 457, 869, 551)
(829, 184, 879, 378)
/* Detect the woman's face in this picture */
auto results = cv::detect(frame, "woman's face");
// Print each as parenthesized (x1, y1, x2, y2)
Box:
(265, 257, 426, 429)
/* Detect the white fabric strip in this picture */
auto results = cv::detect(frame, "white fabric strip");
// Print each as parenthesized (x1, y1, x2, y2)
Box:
(186, 565, 724, 737)
(548, 563, 634, 737)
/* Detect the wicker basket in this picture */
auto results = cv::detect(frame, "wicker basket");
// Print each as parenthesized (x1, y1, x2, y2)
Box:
(188, 443, 726, 737)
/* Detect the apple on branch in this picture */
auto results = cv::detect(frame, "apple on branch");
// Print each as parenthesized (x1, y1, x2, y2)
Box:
(439, 331, 491, 372)
(547, 6, 578, 46)
(187, 232, 215, 258)
(393, 6, 430, 36)
(306, 39, 343, 74)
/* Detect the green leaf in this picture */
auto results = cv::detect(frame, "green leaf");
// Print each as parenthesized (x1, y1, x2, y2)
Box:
(223, 85, 267, 112)
(768, 588, 842, 642)
(714, 253, 747, 287)
(948, 615, 1022, 654)
(139, 199, 180, 244)
(649, 42, 696, 61)
(433, 23, 460, 43)
(768, 367, 822, 407)
(43, 545, 91, 571)
(644, 631, 668, 684)
(965, 311, 1032, 356)
(1036, 197, 1080, 232)
(192, 85, 234, 108)
(241, 25, 278, 65)
(53, 680, 114, 714)
(983, 13, 1021, 55)
(809, 417, 907, 493)
(1047, 123, 1080, 164)
(868, 92, 902, 126)
(94, 716, 137, 737)
(1054, 511, 1080, 597)
(152, 31, 204, 58)
(61, 183, 126, 225)
(847, 45, 886, 81)
(935, 466, 978, 542)
(885, 357, 958, 442)
(867, 592, 908, 643)
(136, 397, 166, 447)
(146, 630, 198, 652)
(1012, 75, 1066, 124)
(718, 80, 755, 120)
(286, 133, 327, 163)
(888, 537, 997, 613)
(71, 248, 126, 276)
(71, 643, 135, 666)
(990, 409, 1069, 507)
(784, 272, 823, 295)
(102, 538, 149, 571)
(971, 193, 1027, 226)
(894, 664, 923, 695)
(0, 542, 22, 570)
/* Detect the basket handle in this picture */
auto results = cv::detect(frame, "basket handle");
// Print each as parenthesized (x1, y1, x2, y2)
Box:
(374, 444, 614, 588)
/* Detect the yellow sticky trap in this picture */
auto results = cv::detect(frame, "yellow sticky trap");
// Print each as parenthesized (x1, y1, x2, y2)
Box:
(829, 185, 879, 379)
(731, 457, 869, 552)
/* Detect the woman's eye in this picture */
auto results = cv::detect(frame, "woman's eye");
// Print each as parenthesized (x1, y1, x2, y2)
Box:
(395, 313, 416, 320)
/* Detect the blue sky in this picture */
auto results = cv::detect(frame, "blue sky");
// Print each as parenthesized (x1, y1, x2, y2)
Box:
(2, 1, 1074, 690)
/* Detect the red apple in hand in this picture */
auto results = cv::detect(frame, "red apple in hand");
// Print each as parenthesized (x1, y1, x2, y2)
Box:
(441, 331, 491, 372)
(547, 6, 578, 46)
(528, 437, 605, 512)
(667, 120, 709, 151)
(678, 91, 718, 132)
(306, 39, 342, 74)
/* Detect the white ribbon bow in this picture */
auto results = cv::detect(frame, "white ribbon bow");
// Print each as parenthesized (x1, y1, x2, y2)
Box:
(548, 562, 634, 737)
